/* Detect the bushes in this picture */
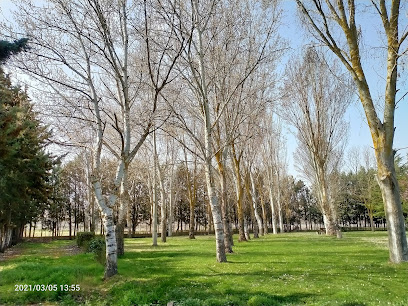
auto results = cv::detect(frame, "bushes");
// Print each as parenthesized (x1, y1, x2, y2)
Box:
(88, 237, 106, 265)
(76, 232, 95, 248)
(76, 232, 105, 264)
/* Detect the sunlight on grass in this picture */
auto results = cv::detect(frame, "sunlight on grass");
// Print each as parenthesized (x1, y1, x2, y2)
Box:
(1, 232, 407, 305)
(0, 264, 17, 272)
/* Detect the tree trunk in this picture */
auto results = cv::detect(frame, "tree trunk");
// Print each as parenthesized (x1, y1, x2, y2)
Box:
(86, 162, 96, 234)
(268, 168, 278, 235)
(168, 174, 175, 237)
(115, 222, 125, 256)
(268, 182, 278, 234)
(91, 175, 118, 278)
(231, 149, 246, 242)
(117, 162, 129, 256)
(376, 157, 408, 262)
(260, 191, 268, 234)
(152, 175, 158, 246)
(245, 173, 258, 239)
(215, 152, 233, 252)
(152, 130, 158, 246)
(277, 194, 284, 233)
(103, 207, 118, 278)
(184, 151, 196, 240)
(68, 204, 72, 239)
(203, 156, 227, 262)
(250, 172, 264, 236)
(244, 219, 250, 240)
(189, 202, 195, 239)
(369, 210, 375, 232)
(158, 166, 167, 243)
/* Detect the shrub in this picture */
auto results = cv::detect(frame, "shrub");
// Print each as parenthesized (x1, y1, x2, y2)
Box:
(88, 237, 106, 265)
(76, 232, 95, 248)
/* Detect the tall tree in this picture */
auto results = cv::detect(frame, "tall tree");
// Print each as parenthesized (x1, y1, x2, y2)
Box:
(296, 0, 408, 262)
(282, 49, 350, 236)
(0, 66, 53, 251)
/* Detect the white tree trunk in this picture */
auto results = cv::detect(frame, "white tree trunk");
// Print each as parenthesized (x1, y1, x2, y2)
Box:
(250, 172, 263, 236)
(91, 176, 117, 278)
(152, 131, 158, 246)
(117, 162, 129, 255)
(276, 183, 284, 233)
(244, 220, 250, 240)
(152, 183, 158, 246)
(168, 173, 175, 237)
(268, 180, 278, 234)
(158, 166, 167, 243)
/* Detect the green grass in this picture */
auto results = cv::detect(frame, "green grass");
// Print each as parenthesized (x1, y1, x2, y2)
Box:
(1, 232, 408, 305)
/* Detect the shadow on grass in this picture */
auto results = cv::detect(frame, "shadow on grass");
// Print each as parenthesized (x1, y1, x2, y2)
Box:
(107, 276, 313, 306)
(109, 248, 314, 305)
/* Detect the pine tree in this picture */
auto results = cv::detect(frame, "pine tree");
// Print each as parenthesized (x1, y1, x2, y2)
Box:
(0, 39, 53, 251)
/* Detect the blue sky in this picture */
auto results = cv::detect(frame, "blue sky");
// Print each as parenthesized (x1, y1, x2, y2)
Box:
(1, 0, 407, 178)
(280, 1, 408, 176)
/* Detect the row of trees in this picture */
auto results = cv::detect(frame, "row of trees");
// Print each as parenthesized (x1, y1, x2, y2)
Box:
(2, 0, 407, 277)
(0, 39, 54, 251)
(32, 148, 407, 241)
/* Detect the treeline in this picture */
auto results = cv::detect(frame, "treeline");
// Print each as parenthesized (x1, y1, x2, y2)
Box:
(0, 39, 55, 251)
(33, 152, 407, 240)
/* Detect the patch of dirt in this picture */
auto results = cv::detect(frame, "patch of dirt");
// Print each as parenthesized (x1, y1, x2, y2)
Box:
(0, 241, 83, 262)
(60, 244, 83, 256)
(0, 243, 25, 261)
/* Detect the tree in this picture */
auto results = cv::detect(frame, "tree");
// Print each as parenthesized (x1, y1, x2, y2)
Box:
(296, 0, 408, 262)
(0, 65, 53, 251)
(0, 38, 29, 63)
(13, 0, 185, 277)
(282, 48, 350, 236)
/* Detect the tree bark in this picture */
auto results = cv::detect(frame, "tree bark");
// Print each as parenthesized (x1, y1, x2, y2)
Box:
(250, 171, 264, 236)
(267, 171, 278, 234)
(376, 154, 408, 262)
(158, 165, 167, 243)
(260, 190, 268, 234)
(152, 131, 158, 247)
(168, 173, 175, 237)
(215, 151, 233, 252)
(244, 219, 250, 240)
(231, 145, 246, 242)
(117, 162, 129, 256)
(91, 175, 118, 279)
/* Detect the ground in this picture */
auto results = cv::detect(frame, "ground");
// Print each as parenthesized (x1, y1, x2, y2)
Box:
(0, 232, 407, 305)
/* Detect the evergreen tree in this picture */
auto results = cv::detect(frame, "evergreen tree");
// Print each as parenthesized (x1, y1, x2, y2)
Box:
(0, 39, 53, 251)
(0, 38, 29, 63)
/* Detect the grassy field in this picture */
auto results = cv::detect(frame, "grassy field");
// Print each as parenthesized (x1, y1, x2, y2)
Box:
(0, 232, 407, 305)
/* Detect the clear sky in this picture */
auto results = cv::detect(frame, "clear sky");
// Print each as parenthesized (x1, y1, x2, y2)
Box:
(1, 0, 407, 178)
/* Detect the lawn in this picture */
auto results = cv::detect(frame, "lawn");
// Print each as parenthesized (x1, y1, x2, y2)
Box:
(0, 232, 407, 305)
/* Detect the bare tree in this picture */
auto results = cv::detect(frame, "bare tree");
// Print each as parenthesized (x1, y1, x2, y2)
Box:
(296, 0, 408, 262)
(282, 49, 350, 236)
(262, 116, 287, 234)
(12, 0, 185, 276)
